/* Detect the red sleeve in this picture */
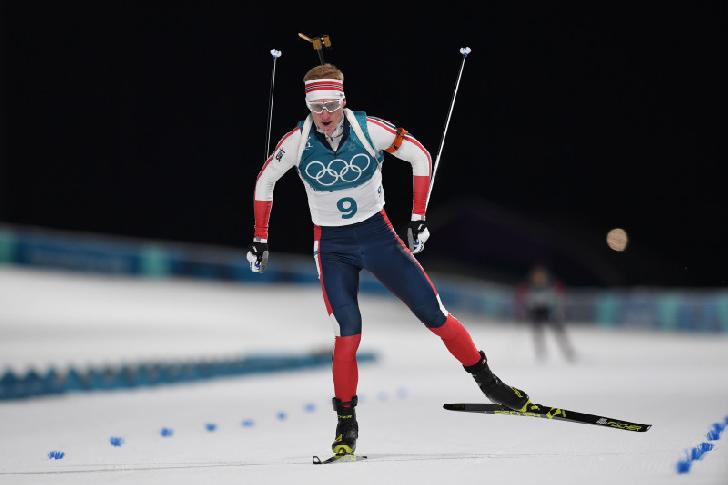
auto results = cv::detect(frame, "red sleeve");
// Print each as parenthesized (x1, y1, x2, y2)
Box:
(253, 200, 273, 240)
(412, 176, 429, 216)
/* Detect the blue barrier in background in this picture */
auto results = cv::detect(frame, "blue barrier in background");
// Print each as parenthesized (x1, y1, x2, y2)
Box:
(0, 352, 377, 401)
(1, 224, 727, 333)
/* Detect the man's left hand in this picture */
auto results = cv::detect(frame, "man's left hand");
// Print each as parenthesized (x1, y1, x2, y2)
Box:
(407, 220, 430, 254)
(246, 240, 269, 273)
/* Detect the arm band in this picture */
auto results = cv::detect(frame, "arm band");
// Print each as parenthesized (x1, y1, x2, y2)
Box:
(384, 127, 408, 153)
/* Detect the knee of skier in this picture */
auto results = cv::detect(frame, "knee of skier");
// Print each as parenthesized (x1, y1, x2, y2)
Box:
(413, 304, 447, 329)
(332, 304, 363, 336)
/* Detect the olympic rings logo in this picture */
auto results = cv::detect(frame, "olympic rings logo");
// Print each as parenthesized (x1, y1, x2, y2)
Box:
(303, 154, 372, 187)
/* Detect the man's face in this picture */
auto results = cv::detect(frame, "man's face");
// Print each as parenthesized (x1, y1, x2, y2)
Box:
(532, 269, 548, 286)
(308, 98, 346, 136)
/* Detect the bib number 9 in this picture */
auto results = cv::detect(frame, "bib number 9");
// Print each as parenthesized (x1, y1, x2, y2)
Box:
(336, 197, 358, 219)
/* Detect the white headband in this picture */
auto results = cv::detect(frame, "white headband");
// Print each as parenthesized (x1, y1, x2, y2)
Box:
(304, 78, 345, 102)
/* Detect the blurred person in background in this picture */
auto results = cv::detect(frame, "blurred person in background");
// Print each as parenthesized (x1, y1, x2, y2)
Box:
(517, 264, 577, 363)
(246, 63, 531, 457)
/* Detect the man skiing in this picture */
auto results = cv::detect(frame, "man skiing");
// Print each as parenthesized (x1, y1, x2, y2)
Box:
(247, 64, 530, 456)
(517, 264, 577, 362)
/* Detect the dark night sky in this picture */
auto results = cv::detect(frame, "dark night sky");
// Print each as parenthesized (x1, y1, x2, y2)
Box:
(1, 3, 726, 287)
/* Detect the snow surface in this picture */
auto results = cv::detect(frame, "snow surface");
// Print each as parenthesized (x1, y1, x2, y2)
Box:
(0, 267, 727, 484)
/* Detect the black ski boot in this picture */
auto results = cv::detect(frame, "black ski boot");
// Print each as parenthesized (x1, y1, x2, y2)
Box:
(464, 351, 530, 411)
(332, 396, 358, 455)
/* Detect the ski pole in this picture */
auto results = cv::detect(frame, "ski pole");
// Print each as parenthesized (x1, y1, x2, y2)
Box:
(264, 48, 282, 161)
(426, 47, 471, 209)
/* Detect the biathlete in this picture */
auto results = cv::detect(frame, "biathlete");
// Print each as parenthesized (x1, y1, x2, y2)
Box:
(247, 63, 530, 456)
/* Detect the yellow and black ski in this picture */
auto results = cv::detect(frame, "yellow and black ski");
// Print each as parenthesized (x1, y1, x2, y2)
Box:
(313, 453, 368, 465)
(444, 402, 651, 432)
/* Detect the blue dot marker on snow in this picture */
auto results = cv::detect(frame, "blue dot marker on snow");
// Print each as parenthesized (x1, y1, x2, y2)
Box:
(707, 422, 725, 440)
(276, 411, 287, 421)
(205, 423, 217, 432)
(396, 387, 408, 399)
(160, 427, 174, 437)
(690, 446, 704, 461)
(699, 442, 714, 454)
(689, 443, 713, 461)
(304, 403, 316, 413)
(48, 450, 65, 460)
(242, 419, 255, 428)
(110, 436, 124, 447)
(677, 442, 716, 474)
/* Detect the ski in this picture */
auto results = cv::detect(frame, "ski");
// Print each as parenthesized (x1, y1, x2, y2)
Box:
(444, 402, 651, 432)
(313, 453, 368, 465)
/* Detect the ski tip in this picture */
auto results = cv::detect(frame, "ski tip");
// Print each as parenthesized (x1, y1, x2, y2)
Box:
(313, 453, 368, 465)
(444, 403, 479, 412)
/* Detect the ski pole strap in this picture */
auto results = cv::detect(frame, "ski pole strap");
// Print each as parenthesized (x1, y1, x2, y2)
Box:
(385, 127, 408, 153)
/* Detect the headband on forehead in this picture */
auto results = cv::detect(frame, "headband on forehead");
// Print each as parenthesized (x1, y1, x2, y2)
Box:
(304, 78, 345, 102)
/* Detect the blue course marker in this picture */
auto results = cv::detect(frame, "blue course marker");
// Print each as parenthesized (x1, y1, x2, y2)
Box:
(276, 411, 287, 421)
(699, 442, 714, 453)
(48, 450, 65, 460)
(110, 436, 124, 447)
(707, 421, 725, 441)
(677, 441, 716, 474)
(205, 423, 217, 432)
(242, 419, 255, 428)
(676, 459, 691, 474)
(160, 427, 174, 437)
(675, 413, 728, 474)
(304, 403, 316, 413)
(690, 444, 706, 460)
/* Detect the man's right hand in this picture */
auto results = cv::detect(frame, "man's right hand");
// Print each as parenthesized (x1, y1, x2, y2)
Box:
(246, 240, 269, 273)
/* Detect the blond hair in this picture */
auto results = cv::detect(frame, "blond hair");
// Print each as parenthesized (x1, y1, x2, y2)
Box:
(303, 64, 344, 82)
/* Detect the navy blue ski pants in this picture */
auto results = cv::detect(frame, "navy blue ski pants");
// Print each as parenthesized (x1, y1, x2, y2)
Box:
(313, 210, 448, 336)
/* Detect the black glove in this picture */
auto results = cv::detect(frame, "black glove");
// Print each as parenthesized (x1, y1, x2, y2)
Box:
(246, 240, 269, 273)
(407, 220, 430, 254)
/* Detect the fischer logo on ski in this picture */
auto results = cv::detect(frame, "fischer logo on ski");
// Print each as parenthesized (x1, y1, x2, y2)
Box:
(444, 403, 651, 432)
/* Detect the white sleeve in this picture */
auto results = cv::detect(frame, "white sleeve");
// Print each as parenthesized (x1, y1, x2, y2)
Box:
(366, 116, 432, 217)
(254, 128, 301, 201)
(366, 117, 432, 177)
